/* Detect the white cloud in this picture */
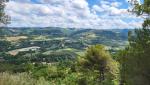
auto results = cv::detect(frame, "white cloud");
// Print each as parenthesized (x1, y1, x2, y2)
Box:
(93, 5, 104, 13)
(5, 0, 143, 29)
(111, 2, 122, 7)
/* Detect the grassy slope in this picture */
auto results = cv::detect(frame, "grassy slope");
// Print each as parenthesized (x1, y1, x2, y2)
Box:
(0, 72, 50, 85)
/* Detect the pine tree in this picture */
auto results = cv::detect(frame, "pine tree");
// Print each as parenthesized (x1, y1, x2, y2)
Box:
(80, 45, 119, 85)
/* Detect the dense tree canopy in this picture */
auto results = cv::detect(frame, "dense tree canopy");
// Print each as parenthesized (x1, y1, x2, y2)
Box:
(118, 0, 150, 85)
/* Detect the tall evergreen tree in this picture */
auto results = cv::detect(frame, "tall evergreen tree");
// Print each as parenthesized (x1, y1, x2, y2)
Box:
(80, 45, 119, 85)
(119, 0, 150, 85)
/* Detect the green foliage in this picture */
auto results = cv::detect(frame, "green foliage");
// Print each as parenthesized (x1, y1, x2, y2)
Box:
(117, 0, 150, 84)
(118, 28, 150, 85)
(79, 45, 119, 85)
(0, 63, 30, 72)
(133, 0, 150, 15)
(132, 0, 150, 28)
(0, 40, 12, 51)
(0, 44, 121, 85)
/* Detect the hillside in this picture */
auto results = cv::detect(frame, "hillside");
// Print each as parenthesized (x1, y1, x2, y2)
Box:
(0, 27, 129, 57)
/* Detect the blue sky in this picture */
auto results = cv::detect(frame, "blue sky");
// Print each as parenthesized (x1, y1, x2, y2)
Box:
(5, 0, 143, 29)
(87, 0, 128, 8)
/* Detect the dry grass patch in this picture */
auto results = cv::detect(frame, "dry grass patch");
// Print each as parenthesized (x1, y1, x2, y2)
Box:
(6, 36, 28, 42)
(0, 72, 50, 85)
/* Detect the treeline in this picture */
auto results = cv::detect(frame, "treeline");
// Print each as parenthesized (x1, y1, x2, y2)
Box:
(0, 45, 119, 85)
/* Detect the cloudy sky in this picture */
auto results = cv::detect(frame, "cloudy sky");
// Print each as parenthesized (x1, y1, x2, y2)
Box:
(6, 0, 143, 29)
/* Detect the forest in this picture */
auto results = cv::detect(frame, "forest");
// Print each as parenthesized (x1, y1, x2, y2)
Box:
(0, 0, 150, 85)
